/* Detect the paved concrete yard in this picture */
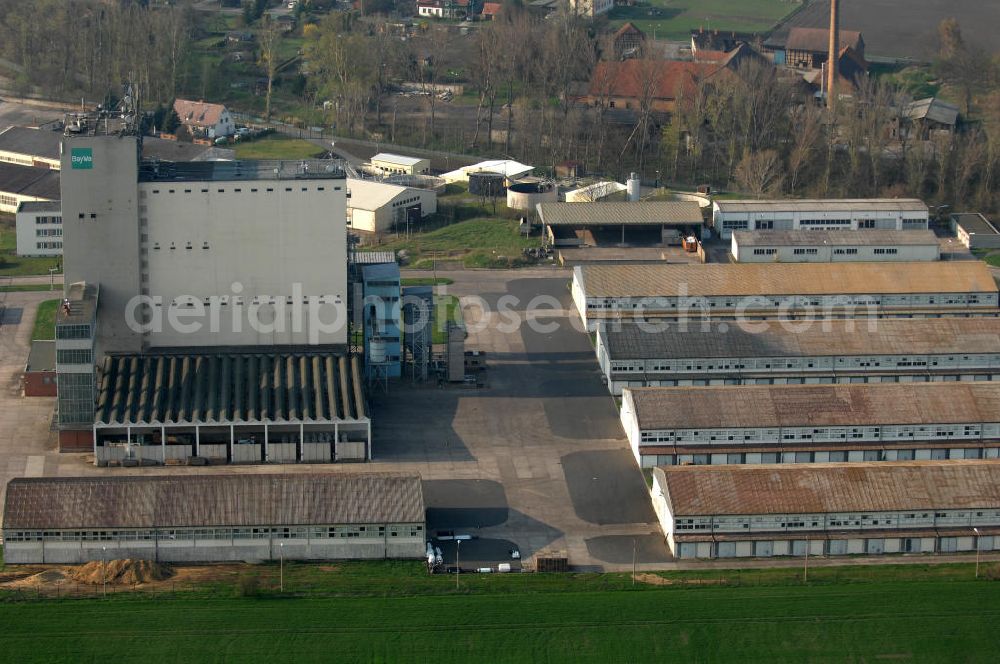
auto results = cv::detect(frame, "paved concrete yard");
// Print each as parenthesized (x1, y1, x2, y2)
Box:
(0, 269, 665, 570)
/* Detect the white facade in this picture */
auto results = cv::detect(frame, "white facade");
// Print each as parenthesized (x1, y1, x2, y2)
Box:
(370, 153, 430, 176)
(596, 327, 1000, 397)
(139, 178, 348, 348)
(651, 469, 1000, 559)
(713, 199, 930, 239)
(15, 203, 62, 256)
(731, 233, 941, 263)
(61, 135, 350, 350)
(346, 178, 437, 233)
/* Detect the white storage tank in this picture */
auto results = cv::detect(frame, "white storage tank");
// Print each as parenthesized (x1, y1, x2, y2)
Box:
(506, 180, 558, 211)
(627, 173, 641, 202)
(368, 338, 387, 364)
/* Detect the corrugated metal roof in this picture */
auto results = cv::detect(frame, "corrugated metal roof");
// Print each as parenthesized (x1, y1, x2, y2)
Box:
(0, 125, 61, 159)
(2, 473, 424, 529)
(732, 229, 938, 247)
(714, 198, 928, 214)
(628, 382, 1000, 430)
(576, 261, 997, 298)
(371, 153, 425, 167)
(600, 318, 1000, 361)
(0, 162, 60, 199)
(657, 461, 1000, 516)
(539, 201, 703, 226)
(905, 98, 960, 126)
(95, 352, 366, 425)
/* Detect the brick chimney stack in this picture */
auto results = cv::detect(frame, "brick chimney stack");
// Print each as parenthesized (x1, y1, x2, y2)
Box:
(827, 0, 840, 109)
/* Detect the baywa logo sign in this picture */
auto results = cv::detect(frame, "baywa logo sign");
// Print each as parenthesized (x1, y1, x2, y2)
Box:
(70, 147, 93, 170)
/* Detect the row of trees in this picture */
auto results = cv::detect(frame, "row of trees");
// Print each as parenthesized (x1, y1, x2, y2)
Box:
(0, 0, 195, 104)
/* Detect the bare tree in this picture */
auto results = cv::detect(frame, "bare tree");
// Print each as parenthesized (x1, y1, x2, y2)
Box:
(735, 149, 784, 197)
(258, 17, 281, 121)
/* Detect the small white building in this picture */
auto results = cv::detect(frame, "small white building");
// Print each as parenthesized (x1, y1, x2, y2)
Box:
(621, 382, 1000, 468)
(370, 153, 430, 176)
(596, 317, 1000, 396)
(173, 99, 235, 139)
(952, 213, 1000, 250)
(15, 200, 62, 256)
(731, 229, 940, 263)
(652, 462, 1000, 559)
(712, 199, 929, 239)
(346, 178, 437, 233)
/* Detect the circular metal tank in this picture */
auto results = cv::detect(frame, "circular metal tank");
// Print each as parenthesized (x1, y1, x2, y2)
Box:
(506, 180, 557, 211)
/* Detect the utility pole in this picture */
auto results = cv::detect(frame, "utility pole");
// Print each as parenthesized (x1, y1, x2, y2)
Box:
(827, 0, 840, 110)
(803, 539, 809, 583)
(632, 538, 637, 585)
(974, 528, 981, 579)
(102, 547, 107, 598)
(279, 541, 284, 592)
(455, 540, 462, 590)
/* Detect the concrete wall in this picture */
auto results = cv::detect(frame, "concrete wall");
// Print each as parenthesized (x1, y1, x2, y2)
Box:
(141, 177, 348, 347)
(15, 208, 62, 257)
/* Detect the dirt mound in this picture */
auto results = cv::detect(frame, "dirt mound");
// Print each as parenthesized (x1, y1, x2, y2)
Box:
(4, 569, 67, 588)
(71, 559, 173, 585)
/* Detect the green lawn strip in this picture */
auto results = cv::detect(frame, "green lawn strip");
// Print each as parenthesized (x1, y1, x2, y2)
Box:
(31, 299, 60, 341)
(0, 576, 998, 662)
(400, 277, 454, 287)
(0, 285, 57, 292)
(232, 136, 326, 160)
(433, 294, 462, 344)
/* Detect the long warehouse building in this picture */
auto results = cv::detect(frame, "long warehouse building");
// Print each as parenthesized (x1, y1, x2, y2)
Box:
(572, 262, 999, 329)
(2, 473, 425, 564)
(712, 198, 929, 239)
(621, 382, 1000, 468)
(652, 462, 1000, 559)
(730, 229, 941, 263)
(596, 318, 1000, 395)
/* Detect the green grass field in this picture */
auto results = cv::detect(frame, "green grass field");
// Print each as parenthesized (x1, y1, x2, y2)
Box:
(377, 218, 541, 269)
(31, 299, 59, 341)
(609, 0, 800, 41)
(2, 563, 1000, 662)
(0, 217, 62, 277)
(232, 136, 326, 160)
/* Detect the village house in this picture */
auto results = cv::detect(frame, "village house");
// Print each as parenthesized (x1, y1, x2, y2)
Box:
(172, 99, 236, 140)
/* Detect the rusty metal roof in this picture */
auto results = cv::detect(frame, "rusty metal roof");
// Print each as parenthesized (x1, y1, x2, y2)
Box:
(3, 473, 424, 529)
(95, 352, 366, 426)
(600, 318, 1000, 361)
(656, 461, 1000, 516)
(576, 262, 997, 298)
(627, 382, 1000, 430)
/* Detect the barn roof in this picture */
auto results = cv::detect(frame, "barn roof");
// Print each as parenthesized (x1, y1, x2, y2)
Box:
(3, 473, 424, 529)
(600, 316, 1000, 361)
(575, 261, 996, 298)
(627, 382, 1000, 430)
(587, 60, 724, 101)
(656, 461, 1000, 516)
